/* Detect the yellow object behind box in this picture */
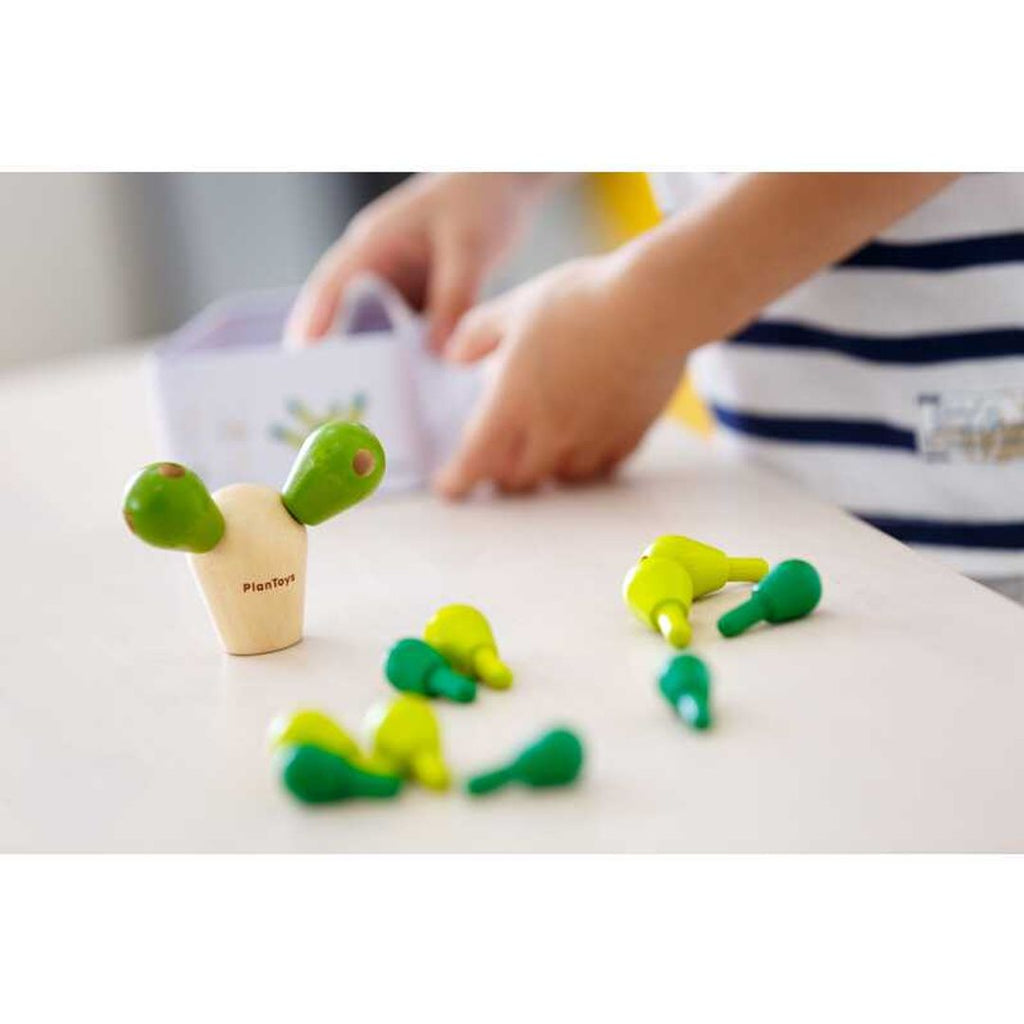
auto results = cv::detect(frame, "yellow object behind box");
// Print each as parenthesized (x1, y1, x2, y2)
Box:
(589, 173, 714, 438)
(591, 172, 662, 243)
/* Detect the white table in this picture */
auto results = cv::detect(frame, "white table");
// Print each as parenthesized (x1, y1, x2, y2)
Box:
(2, 349, 1022, 852)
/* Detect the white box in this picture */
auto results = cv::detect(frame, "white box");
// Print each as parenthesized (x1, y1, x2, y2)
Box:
(148, 276, 481, 494)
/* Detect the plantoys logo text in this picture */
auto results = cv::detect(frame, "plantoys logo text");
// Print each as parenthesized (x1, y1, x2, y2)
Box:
(242, 574, 296, 595)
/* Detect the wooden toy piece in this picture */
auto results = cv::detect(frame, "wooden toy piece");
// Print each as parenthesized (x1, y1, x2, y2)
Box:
(123, 464, 303, 655)
(423, 605, 512, 690)
(643, 535, 768, 598)
(385, 639, 477, 703)
(622, 555, 694, 648)
(282, 420, 386, 526)
(363, 695, 451, 791)
(466, 728, 585, 796)
(123, 420, 387, 656)
(268, 708, 381, 771)
(122, 462, 224, 552)
(276, 744, 403, 804)
(658, 654, 712, 730)
(717, 559, 822, 637)
(189, 483, 307, 655)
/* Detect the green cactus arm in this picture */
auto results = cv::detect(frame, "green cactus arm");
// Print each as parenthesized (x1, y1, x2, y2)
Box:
(281, 420, 386, 526)
(122, 462, 224, 553)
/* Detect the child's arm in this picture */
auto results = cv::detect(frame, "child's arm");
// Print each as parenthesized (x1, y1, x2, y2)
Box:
(436, 173, 959, 498)
(617, 173, 959, 351)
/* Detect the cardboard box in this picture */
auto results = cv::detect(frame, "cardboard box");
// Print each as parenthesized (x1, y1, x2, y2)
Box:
(148, 276, 481, 493)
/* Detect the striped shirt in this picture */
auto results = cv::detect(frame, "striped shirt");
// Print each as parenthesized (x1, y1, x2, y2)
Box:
(648, 173, 1024, 581)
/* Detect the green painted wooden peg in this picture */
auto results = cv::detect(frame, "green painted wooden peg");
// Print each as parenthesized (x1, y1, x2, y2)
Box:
(268, 708, 384, 772)
(643, 535, 768, 597)
(281, 420, 386, 526)
(622, 555, 694, 647)
(466, 727, 585, 796)
(385, 638, 477, 703)
(276, 743, 402, 804)
(122, 462, 225, 553)
(364, 695, 452, 791)
(658, 654, 712, 729)
(424, 604, 512, 690)
(717, 559, 822, 637)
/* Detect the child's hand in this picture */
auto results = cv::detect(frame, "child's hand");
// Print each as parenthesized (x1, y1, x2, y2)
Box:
(285, 173, 552, 350)
(429, 173, 960, 499)
(434, 254, 688, 497)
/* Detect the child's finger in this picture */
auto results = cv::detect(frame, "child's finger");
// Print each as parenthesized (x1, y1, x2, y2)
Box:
(444, 301, 505, 364)
(497, 432, 553, 493)
(433, 397, 514, 500)
(426, 234, 487, 352)
(556, 448, 611, 484)
(558, 430, 644, 484)
(284, 243, 360, 348)
(606, 426, 649, 467)
(493, 433, 526, 484)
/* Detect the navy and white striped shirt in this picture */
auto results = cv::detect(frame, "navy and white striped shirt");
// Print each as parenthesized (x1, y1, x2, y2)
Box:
(649, 173, 1024, 580)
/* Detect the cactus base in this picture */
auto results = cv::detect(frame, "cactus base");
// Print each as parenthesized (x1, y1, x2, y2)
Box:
(189, 484, 308, 655)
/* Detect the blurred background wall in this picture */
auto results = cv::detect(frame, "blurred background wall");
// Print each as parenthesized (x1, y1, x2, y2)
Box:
(0, 171, 709, 431)
(0, 172, 603, 369)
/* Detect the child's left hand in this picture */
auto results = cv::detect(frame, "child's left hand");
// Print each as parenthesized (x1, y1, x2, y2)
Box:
(434, 253, 688, 498)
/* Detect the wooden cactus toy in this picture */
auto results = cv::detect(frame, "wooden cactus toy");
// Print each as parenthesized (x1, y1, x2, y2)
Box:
(658, 654, 712, 730)
(363, 695, 451, 791)
(717, 559, 822, 637)
(276, 744, 403, 804)
(466, 727, 585, 796)
(423, 604, 512, 690)
(122, 420, 385, 655)
(643, 535, 768, 598)
(622, 555, 694, 648)
(385, 638, 477, 703)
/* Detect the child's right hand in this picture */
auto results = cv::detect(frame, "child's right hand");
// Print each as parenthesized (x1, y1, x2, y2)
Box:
(285, 173, 552, 351)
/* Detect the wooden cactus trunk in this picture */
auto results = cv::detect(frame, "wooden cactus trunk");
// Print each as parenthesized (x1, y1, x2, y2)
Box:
(188, 484, 307, 655)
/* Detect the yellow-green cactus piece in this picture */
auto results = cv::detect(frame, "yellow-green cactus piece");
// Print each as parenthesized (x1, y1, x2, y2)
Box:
(622, 555, 694, 648)
(423, 604, 512, 690)
(268, 708, 367, 764)
(363, 695, 451, 791)
(643, 535, 768, 598)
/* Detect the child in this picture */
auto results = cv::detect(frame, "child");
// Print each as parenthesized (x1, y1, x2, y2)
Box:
(286, 173, 1024, 596)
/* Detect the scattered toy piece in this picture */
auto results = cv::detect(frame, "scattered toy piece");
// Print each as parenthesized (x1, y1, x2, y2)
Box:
(281, 419, 386, 526)
(122, 462, 225, 552)
(466, 727, 585, 796)
(122, 420, 386, 655)
(643, 535, 768, 597)
(658, 654, 712, 729)
(385, 638, 477, 703)
(364, 695, 451, 791)
(268, 708, 376, 769)
(424, 604, 512, 690)
(277, 743, 402, 804)
(717, 559, 822, 637)
(622, 555, 694, 647)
